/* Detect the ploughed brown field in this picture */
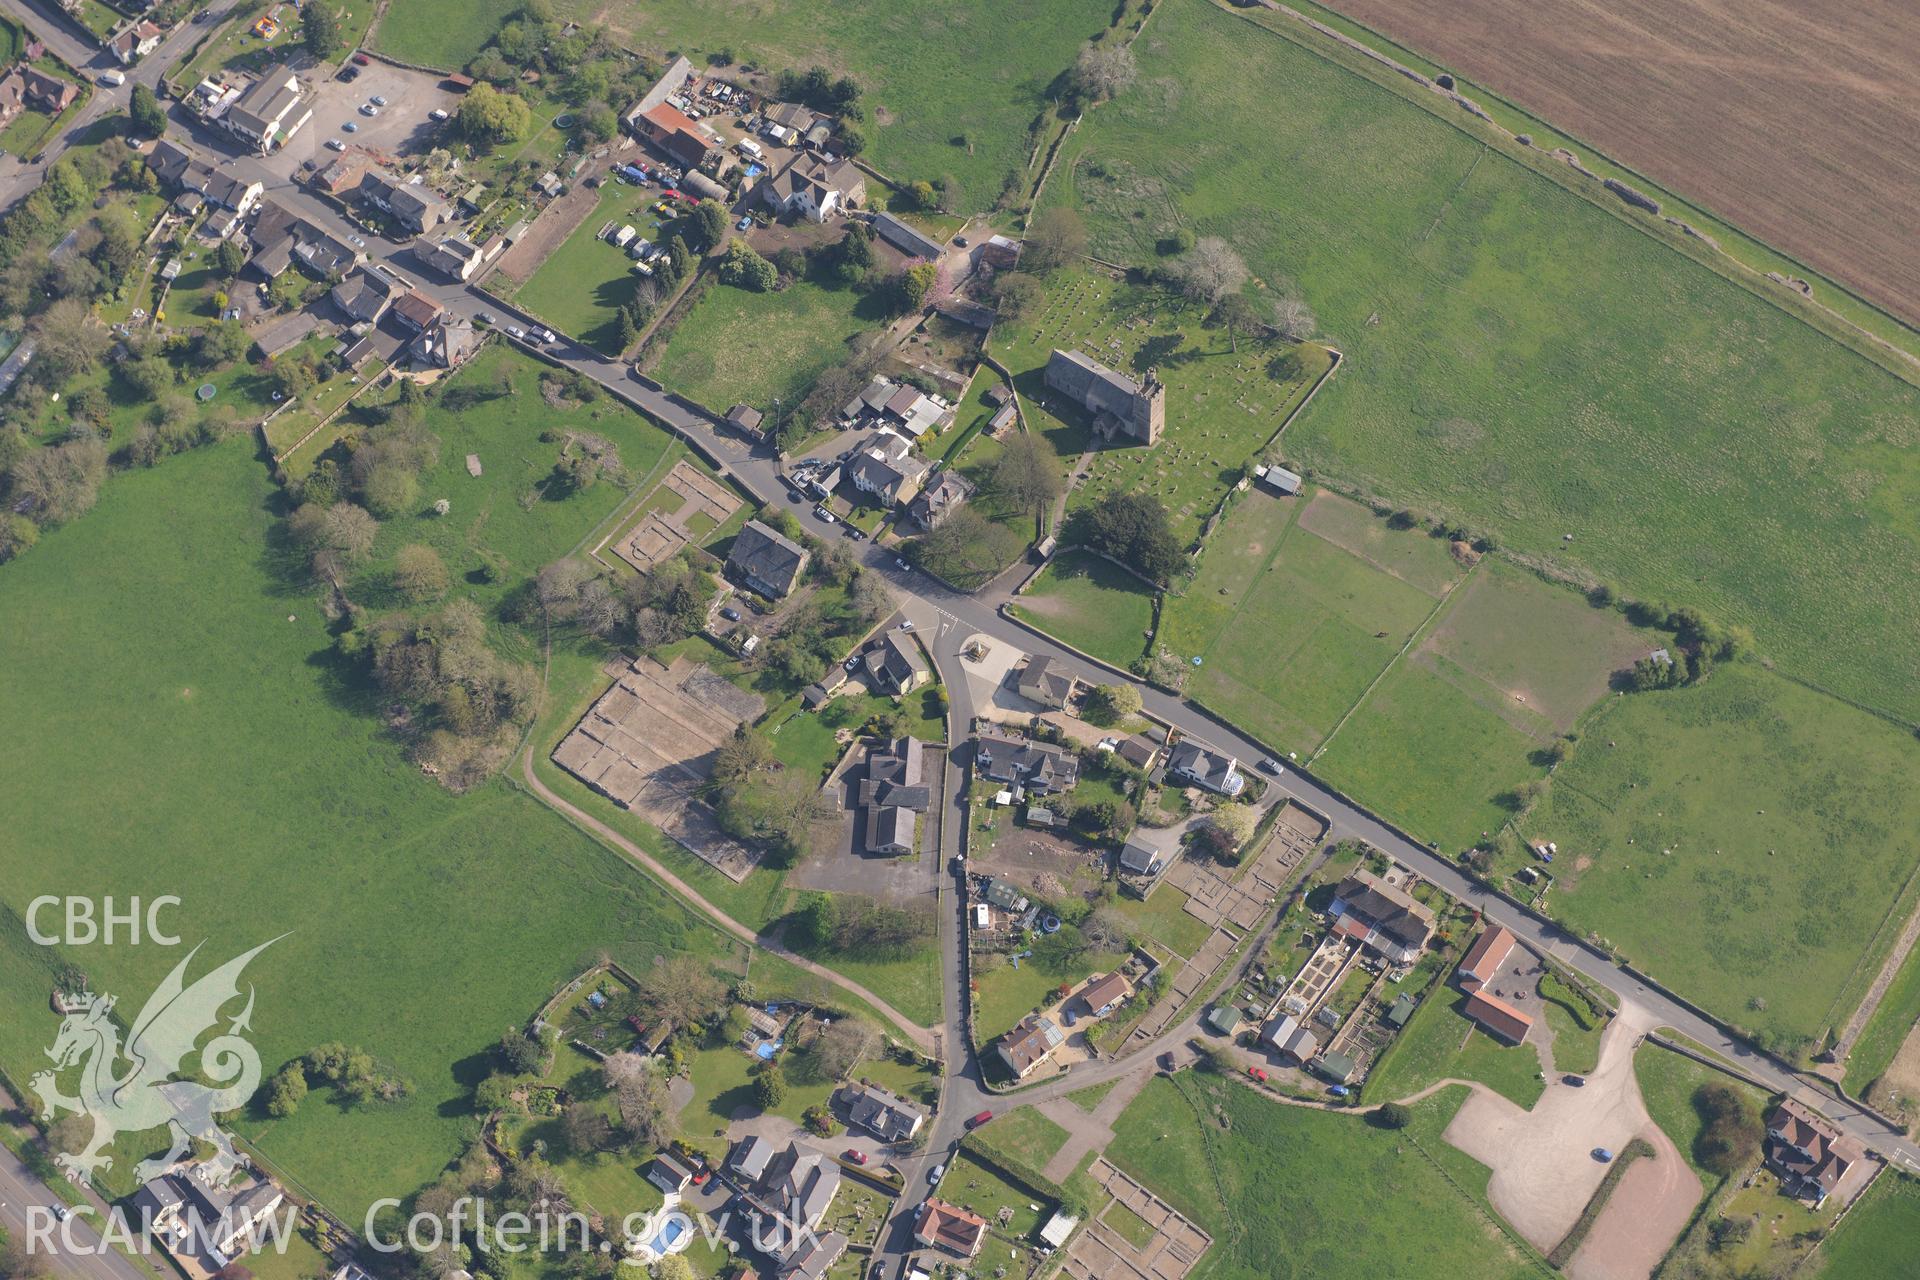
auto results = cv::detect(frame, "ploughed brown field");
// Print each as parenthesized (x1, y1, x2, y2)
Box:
(1315, 0, 1920, 327)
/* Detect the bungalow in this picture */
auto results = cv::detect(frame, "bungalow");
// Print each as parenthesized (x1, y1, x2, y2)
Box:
(1765, 1100, 1866, 1207)
(994, 1014, 1065, 1079)
(912, 1199, 987, 1259)
(904, 468, 973, 531)
(1455, 926, 1517, 994)
(1164, 739, 1244, 796)
(863, 630, 929, 696)
(761, 152, 865, 222)
(1016, 656, 1075, 711)
(1462, 989, 1533, 1045)
(974, 732, 1079, 795)
(1078, 970, 1134, 1018)
(726, 520, 810, 599)
(109, 20, 165, 66)
(842, 1082, 926, 1142)
(224, 66, 311, 154)
(1327, 870, 1436, 965)
(646, 1151, 697, 1194)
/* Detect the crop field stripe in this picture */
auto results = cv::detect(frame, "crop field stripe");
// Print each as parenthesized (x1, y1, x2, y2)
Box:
(1311, 555, 1479, 765)
(1207, 0, 1920, 389)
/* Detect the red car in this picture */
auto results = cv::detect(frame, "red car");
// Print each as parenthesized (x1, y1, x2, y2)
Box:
(966, 1110, 993, 1130)
(842, 1149, 869, 1166)
(691, 1170, 710, 1185)
(1248, 1067, 1269, 1083)
(354, 53, 371, 66)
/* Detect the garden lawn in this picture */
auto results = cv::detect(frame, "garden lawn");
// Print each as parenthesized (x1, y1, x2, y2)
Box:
(0, 442, 737, 1221)
(973, 1107, 1070, 1169)
(559, 0, 1118, 204)
(341, 346, 678, 611)
(1008, 550, 1157, 669)
(652, 270, 884, 415)
(1055, 0, 1920, 725)
(1521, 665, 1920, 1049)
(371, 0, 520, 70)
(973, 944, 1127, 1043)
(1631, 1040, 1765, 1186)
(991, 267, 1334, 545)
(1805, 1171, 1920, 1280)
(937, 1151, 1049, 1242)
(1363, 987, 1546, 1110)
(1162, 488, 1458, 758)
(513, 184, 664, 355)
(1107, 1073, 1539, 1280)
(1115, 886, 1214, 959)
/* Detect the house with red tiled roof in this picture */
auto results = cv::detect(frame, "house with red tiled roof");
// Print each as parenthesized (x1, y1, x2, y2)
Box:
(1462, 989, 1533, 1044)
(1765, 1100, 1867, 1207)
(1455, 926, 1517, 994)
(912, 1198, 987, 1258)
(635, 102, 713, 168)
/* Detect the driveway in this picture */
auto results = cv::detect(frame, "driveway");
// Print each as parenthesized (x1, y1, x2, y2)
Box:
(1440, 1003, 1699, 1264)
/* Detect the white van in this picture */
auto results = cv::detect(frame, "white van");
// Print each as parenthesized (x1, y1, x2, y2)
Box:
(98, 71, 126, 87)
(735, 138, 763, 160)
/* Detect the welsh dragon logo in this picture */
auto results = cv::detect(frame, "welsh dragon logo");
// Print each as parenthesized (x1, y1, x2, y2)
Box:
(30, 938, 281, 1187)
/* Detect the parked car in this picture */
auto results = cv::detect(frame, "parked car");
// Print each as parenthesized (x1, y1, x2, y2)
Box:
(844, 657, 859, 672)
(430, 108, 449, 122)
(50, 1205, 70, 1223)
(1158, 1052, 1178, 1073)
(476, 312, 496, 325)
(1592, 1148, 1614, 1163)
(927, 1163, 945, 1185)
(1258, 758, 1284, 774)
(966, 1110, 993, 1130)
(843, 1149, 869, 1166)
(895, 558, 910, 571)
(813, 505, 836, 524)
(360, 103, 379, 116)
(326, 138, 346, 151)
(954, 235, 967, 247)
(735, 215, 752, 230)
(505, 325, 526, 339)
(897, 619, 914, 632)
(342, 121, 358, 132)
(354, 53, 371, 65)
(720, 606, 741, 622)
(1563, 1074, 1586, 1087)
(371, 94, 388, 107)
(690, 1170, 710, 1185)
(1248, 1066, 1268, 1082)
(347, 234, 366, 247)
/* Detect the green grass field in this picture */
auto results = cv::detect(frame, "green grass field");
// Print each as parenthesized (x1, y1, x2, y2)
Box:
(1805, 1171, 1920, 1280)
(652, 269, 887, 414)
(1162, 489, 1459, 758)
(1108, 1074, 1540, 1280)
(513, 185, 667, 355)
(974, 1106, 1070, 1169)
(1364, 987, 1546, 1110)
(974, 943, 1127, 1044)
(0, 442, 738, 1220)
(991, 267, 1335, 544)
(371, 0, 521, 69)
(1521, 665, 1920, 1048)
(557, 0, 1119, 203)
(1631, 1041, 1765, 1187)
(1846, 947, 1920, 1096)
(1008, 549, 1157, 669)
(1114, 885, 1214, 959)
(1054, 0, 1920, 725)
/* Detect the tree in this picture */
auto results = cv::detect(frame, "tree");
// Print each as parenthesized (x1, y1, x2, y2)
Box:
(651, 1257, 694, 1280)
(459, 84, 533, 146)
(264, 1064, 308, 1117)
(497, 1030, 548, 1076)
(1269, 295, 1316, 341)
(393, 544, 451, 602)
(31, 298, 110, 383)
(215, 237, 248, 278)
(753, 1063, 787, 1110)
(1172, 237, 1249, 306)
(7, 437, 106, 527)
(717, 240, 777, 291)
(611, 1066, 675, 1150)
(614, 306, 639, 351)
(302, 501, 380, 569)
(1082, 683, 1141, 727)
(985, 430, 1062, 524)
(561, 1101, 613, 1155)
(1081, 905, 1135, 953)
(1024, 207, 1086, 274)
(271, 357, 316, 402)
(196, 319, 253, 369)
(1694, 1084, 1762, 1176)
(0, 513, 38, 564)
(897, 259, 937, 311)
(691, 199, 728, 252)
(1070, 42, 1137, 105)
(1374, 1102, 1411, 1129)
(833, 223, 874, 284)
(991, 271, 1044, 324)
(1069, 491, 1184, 583)
(360, 461, 420, 518)
(575, 101, 616, 143)
(711, 725, 775, 789)
(1215, 290, 1263, 353)
(128, 81, 169, 136)
(303, 4, 341, 58)
(808, 1017, 880, 1082)
(635, 955, 726, 1030)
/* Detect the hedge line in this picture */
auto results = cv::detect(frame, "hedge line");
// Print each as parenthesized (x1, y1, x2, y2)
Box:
(1546, 1137, 1656, 1267)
